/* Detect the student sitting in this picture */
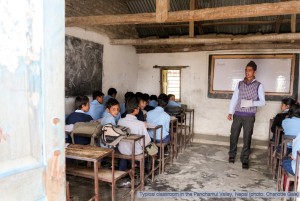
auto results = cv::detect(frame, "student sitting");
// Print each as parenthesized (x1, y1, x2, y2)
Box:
(271, 97, 296, 141)
(149, 95, 158, 108)
(86, 91, 105, 120)
(101, 98, 120, 126)
(120, 91, 135, 117)
(103, 87, 117, 105)
(144, 93, 155, 112)
(147, 93, 171, 143)
(66, 95, 93, 145)
(282, 132, 300, 176)
(167, 94, 181, 107)
(136, 94, 147, 121)
(117, 98, 151, 171)
(282, 103, 300, 154)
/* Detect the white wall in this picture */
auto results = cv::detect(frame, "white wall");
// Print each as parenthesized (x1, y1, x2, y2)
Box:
(65, 27, 139, 114)
(137, 50, 300, 141)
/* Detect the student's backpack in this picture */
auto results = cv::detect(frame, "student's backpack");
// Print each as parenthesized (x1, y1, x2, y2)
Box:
(71, 122, 102, 145)
(101, 124, 131, 147)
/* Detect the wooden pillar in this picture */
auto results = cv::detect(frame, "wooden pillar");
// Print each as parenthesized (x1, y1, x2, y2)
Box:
(156, 0, 170, 23)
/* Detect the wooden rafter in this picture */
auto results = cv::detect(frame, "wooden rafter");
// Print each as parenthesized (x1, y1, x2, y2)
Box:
(156, 0, 170, 23)
(135, 43, 300, 53)
(275, 15, 284, 33)
(136, 19, 292, 29)
(111, 33, 300, 46)
(66, 1, 300, 26)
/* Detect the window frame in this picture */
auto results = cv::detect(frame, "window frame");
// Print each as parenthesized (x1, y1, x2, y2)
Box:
(160, 68, 182, 102)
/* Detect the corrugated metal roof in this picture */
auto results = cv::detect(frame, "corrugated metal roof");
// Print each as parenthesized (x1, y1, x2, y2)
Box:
(125, 0, 299, 38)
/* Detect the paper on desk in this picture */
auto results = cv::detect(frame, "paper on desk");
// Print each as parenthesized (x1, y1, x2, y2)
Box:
(170, 116, 177, 120)
(241, 99, 253, 108)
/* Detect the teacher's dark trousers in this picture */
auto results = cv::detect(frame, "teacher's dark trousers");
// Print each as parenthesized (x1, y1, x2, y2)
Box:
(229, 115, 255, 163)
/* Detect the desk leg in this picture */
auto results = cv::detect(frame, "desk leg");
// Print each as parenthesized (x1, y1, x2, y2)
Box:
(131, 142, 135, 201)
(141, 137, 145, 190)
(112, 151, 115, 201)
(192, 110, 194, 142)
(93, 160, 99, 201)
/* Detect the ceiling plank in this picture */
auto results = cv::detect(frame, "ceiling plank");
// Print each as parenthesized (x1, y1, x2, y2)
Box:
(135, 43, 300, 53)
(156, 0, 170, 23)
(111, 33, 300, 45)
(189, 0, 195, 38)
(66, 1, 300, 26)
(291, 14, 297, 33)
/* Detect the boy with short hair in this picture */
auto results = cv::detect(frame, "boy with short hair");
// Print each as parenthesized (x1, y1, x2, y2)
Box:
(147, 93, 171, 143)
(101, 98, 120, 126)
(86, 90, 105, 120)
(136, 94, 147, 121)
(66, 95, 93, 144)
(104, 87, 117, 105)
(167, 94, 181, 107)
(118, 98, 151, 170)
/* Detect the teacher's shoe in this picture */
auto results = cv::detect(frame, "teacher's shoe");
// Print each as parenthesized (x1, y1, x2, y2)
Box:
(228, 157, 235, 163)
(242, 163, 249, 169)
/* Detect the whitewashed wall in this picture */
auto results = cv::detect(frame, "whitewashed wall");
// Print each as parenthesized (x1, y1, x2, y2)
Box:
(65, 28, 139, 114)
(137, 50, 300, 141)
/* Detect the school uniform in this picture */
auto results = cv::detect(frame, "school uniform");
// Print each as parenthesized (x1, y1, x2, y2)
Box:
(86, 100, 105, 120)
(282, 117, 300, 136)
(101, 112, 117, 126)
(66, 110, 93, 145)
(118, 114, 151, 170)
(282, 133, 300, 176)
(271, 109, 288, 137)
(103, 95, 113, 105)
(228, 78, 265, 164)
(149, 100, 158, 108)
(167, 100, 181, 107)
(146, 106, 170, 142)
(120, 102, 126, 115)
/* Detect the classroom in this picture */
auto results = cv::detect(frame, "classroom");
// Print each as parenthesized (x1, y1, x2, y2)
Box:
(1, 0, 300, 200)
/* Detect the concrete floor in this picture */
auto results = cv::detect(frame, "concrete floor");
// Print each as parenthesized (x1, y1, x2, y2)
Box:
(68, 140, 279, 201)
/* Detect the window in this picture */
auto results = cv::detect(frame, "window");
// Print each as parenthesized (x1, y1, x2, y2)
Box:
(161, 69, 181, 101)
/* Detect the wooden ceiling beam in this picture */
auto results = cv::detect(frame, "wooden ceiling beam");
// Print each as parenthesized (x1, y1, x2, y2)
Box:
(136, 19, 292, 29)
(156, 0, 170, 23)
(66, 1, 300, 26)
(111, 33, 300, 45)
(135, 43, 300, 53)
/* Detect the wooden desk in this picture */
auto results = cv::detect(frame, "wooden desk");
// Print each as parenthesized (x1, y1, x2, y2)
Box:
(118, 134, 145, 201)
(185, 108, 195, 143)
(170, 117, 178, 162)
(147, 125, 163, 174)
(66, 144, 114, 201)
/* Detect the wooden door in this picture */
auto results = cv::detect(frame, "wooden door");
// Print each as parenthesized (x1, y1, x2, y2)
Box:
(0, 0, 65, 200)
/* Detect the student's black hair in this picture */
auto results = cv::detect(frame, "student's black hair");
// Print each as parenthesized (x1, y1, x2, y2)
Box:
(150, 95, 158, 101)
(135, 92, 143, 99)
(105, 98, 119, 109)
(281, 97, 296, 107)
(75, 96, 89, 110)
(107, 88, 117, 96)
(143, 93, 150, 101)
(287, 103, 300, 118)
(92, 91, 104, 100)
(125, 97, 139, 114)
(157, 93, 168, 108)
(246, 61, 257, 71)
(167, 94, 175, 100)
(125, 91, 135, 102)
(137, 94, 147, 103)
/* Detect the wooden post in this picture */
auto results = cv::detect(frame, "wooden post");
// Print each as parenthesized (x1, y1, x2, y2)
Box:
(291, 14, 297, 43)
(156, 0, 170, 23)
(189, 0, 195, 38)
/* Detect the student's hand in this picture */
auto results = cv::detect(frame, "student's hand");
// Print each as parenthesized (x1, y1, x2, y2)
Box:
(227, 114, 233, 121)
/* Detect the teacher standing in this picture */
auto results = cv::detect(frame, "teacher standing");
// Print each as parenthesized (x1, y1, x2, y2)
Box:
(227, 61, 266, 169)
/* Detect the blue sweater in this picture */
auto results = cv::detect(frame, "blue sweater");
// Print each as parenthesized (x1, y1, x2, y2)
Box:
(66, 111, 93, 145)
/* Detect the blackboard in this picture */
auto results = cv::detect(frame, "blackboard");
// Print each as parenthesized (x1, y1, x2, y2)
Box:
(65, 35, 103, 96)
(208, 54, 299, 101)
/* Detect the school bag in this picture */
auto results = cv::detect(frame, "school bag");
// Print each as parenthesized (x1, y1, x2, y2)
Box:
(145, 142, 158, 156)
(71, 121, 102, 145)
(101, 123, 131, 147)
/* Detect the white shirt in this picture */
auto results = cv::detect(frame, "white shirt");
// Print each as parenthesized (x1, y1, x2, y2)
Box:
(117, 114, 151, 155)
